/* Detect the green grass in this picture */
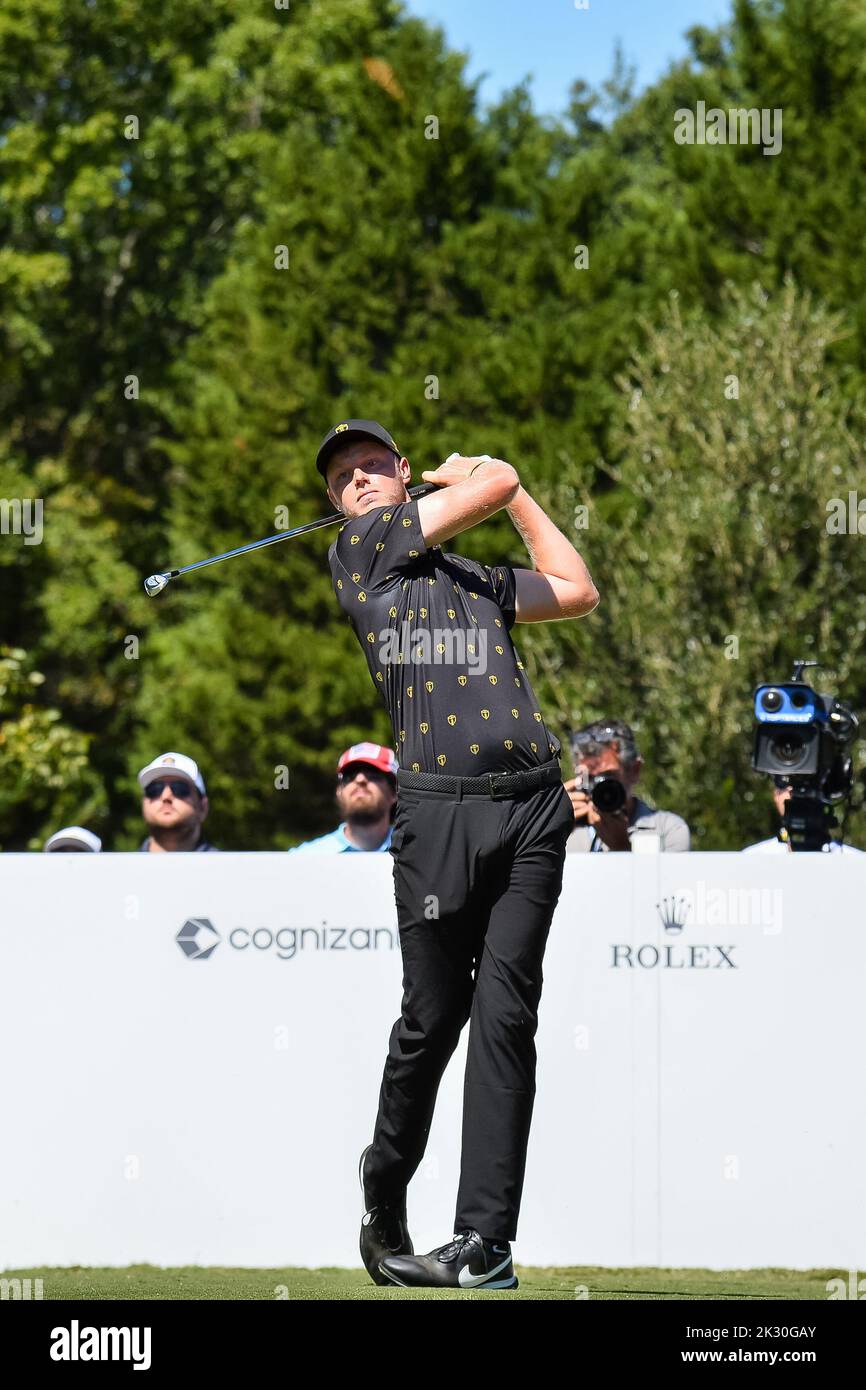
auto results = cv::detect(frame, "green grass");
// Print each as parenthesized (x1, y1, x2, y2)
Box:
(0, 1265, 836, 1300)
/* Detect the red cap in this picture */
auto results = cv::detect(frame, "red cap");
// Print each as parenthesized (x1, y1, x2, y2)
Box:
(337, 742, 399, 777)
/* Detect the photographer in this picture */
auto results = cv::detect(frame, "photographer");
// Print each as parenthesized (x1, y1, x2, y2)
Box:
(564, 719, 690, 853)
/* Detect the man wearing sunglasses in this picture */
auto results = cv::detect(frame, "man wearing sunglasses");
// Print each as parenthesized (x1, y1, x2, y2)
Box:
(137, 752, 218, 852)
(288, 743, 398, 854)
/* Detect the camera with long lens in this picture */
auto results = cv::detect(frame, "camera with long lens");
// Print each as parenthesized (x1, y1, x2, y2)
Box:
(752, 660, 858, 850)
(573, 768, 627, 815)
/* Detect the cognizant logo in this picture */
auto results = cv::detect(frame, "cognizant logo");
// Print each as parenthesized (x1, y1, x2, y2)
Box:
(176, 918, 397, 961)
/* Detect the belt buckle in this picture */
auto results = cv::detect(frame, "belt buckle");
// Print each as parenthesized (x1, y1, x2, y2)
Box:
(488, 772, 509, 799)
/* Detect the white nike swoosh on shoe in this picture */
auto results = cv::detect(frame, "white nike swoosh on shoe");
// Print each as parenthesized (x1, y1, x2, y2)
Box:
(458, 1253, 512, 1287)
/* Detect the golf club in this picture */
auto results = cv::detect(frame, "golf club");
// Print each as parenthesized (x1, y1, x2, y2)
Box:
(143, 483, 442, 597)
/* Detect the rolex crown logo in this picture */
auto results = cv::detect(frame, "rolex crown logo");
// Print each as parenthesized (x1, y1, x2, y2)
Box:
(447, 714, 457, 726)
(366, 632, 374, 643)
(447, 609, 456, 619)
(656, 896, 690, 934)
(358, 592, 366, 602)
(420, 608, 427, 618)
(350, 535, 360, 544)
(383, 511, 392, 520)
(470, 743, 480, 754)
(436, 643, 445, 654)
(437, 754, 446, 766)
(352, 572, 361, 583)
(412, 762, 420, 772)
(511, 708, 519, 718)
(458, 675, 467, 686)
(389, 606, 397, 618)
(407, 686, 413, 698)
(420, 721, 429, 734)
(480, 709, 490, 720)
(533, 711, 542, 721)
(402, 517, 412, 527)
(488, 675, 498, 684)
(504, 739, 513, 750)
(376, 542, 385, 551)
(425, 680, 434, 692)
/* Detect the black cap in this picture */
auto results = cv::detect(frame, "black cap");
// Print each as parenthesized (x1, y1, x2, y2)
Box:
(315, 419, 401, 480)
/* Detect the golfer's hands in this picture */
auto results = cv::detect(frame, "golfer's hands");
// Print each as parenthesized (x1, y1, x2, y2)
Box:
(421, 454, 518, 489)
(563, 778, 631, 851)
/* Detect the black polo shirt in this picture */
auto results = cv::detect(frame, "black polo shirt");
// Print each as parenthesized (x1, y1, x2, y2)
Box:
(328, 497, 562, 776)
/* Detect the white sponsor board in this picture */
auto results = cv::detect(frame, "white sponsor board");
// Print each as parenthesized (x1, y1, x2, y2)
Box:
(0, 852, 863, 1270)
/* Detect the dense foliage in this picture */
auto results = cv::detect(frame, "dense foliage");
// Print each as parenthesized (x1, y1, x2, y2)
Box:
(2, 0, 864, 848)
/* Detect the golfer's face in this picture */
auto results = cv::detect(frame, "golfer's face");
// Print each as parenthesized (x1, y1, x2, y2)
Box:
(327, 443, 409, 516)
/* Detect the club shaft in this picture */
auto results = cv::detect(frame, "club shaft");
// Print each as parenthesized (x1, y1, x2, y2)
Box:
(167, 483, 438, 581)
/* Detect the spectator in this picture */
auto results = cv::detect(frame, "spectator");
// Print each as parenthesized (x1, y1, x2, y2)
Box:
(289, 743, 397, 853)
(44, 826, 102, 853)
(137, 752, 218, 852)
(564, 718, 690, 852)
(743, 778, 864, 854)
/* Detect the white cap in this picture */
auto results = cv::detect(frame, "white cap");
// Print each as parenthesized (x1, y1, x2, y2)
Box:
(44, 826, 103, 853)
(137, 751, 207, 795)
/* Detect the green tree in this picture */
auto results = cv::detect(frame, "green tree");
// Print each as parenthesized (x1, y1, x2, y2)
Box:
(531, 279, 866, 848)
(0, 646, 104, 848)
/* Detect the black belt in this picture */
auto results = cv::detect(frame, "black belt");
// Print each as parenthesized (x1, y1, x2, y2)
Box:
(396, 757, 562, 801)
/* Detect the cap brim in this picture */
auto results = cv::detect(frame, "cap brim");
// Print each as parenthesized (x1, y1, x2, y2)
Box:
(138, 768, 202, 793)
(317, 432, 398, 479)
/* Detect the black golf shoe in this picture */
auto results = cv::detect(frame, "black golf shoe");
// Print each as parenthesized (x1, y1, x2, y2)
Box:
(378, 1228, 519, 1290)
(359, 1143, 414, 1286)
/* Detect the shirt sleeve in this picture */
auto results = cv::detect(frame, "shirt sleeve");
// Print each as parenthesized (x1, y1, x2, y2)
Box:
(330, 499, 428, 596)
(659, 813, 691, 852)
(481, 562, 517, 630)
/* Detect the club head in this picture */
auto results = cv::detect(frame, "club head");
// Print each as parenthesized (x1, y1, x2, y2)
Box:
(144, 572, 171, 597)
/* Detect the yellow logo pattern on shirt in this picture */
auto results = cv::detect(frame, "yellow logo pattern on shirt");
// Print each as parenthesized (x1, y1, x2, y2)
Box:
(337, 518, 552, 765)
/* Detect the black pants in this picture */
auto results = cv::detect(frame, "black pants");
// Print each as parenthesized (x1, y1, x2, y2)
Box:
(365, 765, 575, 1242)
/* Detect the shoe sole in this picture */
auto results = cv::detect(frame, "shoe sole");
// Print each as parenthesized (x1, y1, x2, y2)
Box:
(377, 1262, 519, 1291)
(359, 1144, 371, 1200)
(359, 1144, 388, 1287)
(360, 1144, 412, 1288)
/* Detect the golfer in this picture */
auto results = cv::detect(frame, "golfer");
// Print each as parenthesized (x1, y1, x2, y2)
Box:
(318, 419, 598, 1290)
